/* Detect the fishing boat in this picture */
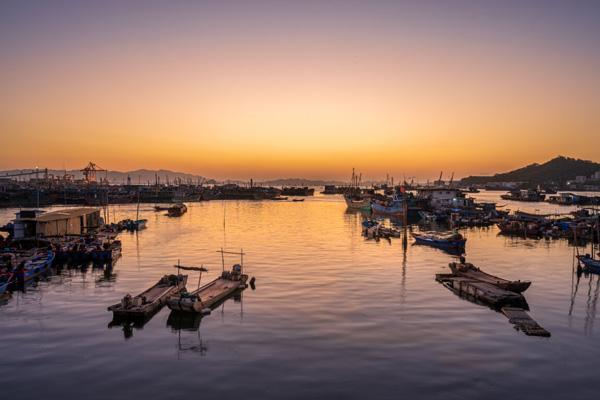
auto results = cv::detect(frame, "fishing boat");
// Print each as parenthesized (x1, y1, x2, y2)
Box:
(167, 265, 247, 313)
(436, 273, 526, 307)
(577, 254, 600, 273)
(108, 274, 188, 318)
(0, 272, 14, 295)
(123, 219, 147, 231)
(371, 192, 420, 218)
(167, 250, 248, 313)
(292, 198, 305, 202)
(18, 250, 55, 282)
(411, 231, 466, 249)
(167, 203, 187, 217)
(344, 194, 371, 211)
(448, 261, 531, 293)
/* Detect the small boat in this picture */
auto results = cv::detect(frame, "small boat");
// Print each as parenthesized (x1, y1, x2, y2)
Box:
(0, 272, 14, 295)
(436, 273, 526, 307)
(344, 194, 371, 211)
(448, 261, 531, 293)
(272, 196, 288, 201)
(292, 198, 305, 202)
(18, 251, 55, 282)
(124, 219, 147, 231)
(577, 254, 600, 274)
(167, 203, 187, 217)
(167, 264, 248, 313)
(154, 205, 170, 212)
(108, 274, 188, 318)
(412, 231, 466, 249)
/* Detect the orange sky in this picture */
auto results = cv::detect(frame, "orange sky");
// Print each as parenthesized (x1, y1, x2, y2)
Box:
(1, 2, 599, 180)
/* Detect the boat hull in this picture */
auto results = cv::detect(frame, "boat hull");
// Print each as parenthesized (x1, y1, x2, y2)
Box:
(577, 255, 600, 273)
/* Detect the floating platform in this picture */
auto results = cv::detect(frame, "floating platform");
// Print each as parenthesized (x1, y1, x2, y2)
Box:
(501, 307, 551, 337)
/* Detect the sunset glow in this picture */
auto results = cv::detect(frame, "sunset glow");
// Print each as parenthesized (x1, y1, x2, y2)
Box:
(1, 1, 599, 180)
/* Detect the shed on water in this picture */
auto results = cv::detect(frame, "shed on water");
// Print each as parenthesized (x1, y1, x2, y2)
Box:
(13, 208, 102, 238)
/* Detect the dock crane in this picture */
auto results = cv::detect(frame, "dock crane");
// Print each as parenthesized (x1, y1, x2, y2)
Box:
(81, 162, 108, 184)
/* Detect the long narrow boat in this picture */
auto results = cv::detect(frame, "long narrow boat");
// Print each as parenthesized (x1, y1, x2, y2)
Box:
(435, 273, 526, 307)
(577, 254, 600, 274)
(167, 203, 187, 217)
(448, 262, 531, 293)
(108, 274, 188, 318)
(412, 231, 466, 249)
(167, 265, 248, 313)
(0, 272, 14, 295)
(19, 251, 55, 282)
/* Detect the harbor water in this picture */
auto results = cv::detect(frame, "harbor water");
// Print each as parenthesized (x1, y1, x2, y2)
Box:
(1, 192, 599, 400)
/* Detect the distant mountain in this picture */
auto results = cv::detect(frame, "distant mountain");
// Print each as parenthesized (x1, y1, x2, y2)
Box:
(461, 156, 600, 185)
(258, 178, 347, 187)
(0, 168, 211, 185)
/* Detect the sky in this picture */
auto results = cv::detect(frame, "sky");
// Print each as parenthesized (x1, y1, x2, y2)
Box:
(1, 0, 599, 181)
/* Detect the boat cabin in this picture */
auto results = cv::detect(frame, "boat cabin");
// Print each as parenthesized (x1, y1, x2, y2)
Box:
(13, 207, 102, 239)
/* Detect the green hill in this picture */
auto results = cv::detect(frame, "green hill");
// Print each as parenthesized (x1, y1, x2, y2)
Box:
(461, 156, 600, 185)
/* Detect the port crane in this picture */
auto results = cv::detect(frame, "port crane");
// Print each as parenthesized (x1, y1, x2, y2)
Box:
(81, 162, 108, 183)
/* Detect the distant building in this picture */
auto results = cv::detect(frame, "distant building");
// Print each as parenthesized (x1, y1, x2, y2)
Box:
(592, 171, 600, 180)
(13, 208, 102, 239)
(575, 175, 587, 183)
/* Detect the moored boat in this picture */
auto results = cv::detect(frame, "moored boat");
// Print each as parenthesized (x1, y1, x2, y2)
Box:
(17, 250, 55, 282)
(0, 272, 14, 295)
(448, 261, 531, 293)
(167, 264, 248, 313)
(108, 274, 188, 318)
(412, 231, 466, 249)
(344, 194, 371, 211)
(167, 203, 187, 217)
(577, 254, 600, 274)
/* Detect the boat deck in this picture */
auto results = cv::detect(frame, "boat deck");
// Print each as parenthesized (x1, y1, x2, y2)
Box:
(195, 278, 239, 306)
(436, 274, 525, 307)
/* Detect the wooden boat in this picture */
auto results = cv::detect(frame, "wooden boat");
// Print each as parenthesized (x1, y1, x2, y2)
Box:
(292, 198, 305, 202)
(17, 250, 55, 282)
(0, 272, 14, 295)
(167, 264, 248, 313)
(108, 274, 188, 318)
(448, 262, 531, 293)
(167, 203, 187, 217)
(436, 274, 526, 307)
(412, 231, 466, 249)
(577, 254, 600, 273)
(344, 194, 371, 211)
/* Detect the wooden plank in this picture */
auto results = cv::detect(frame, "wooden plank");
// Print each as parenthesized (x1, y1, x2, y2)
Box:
(501, 307, 551, 337)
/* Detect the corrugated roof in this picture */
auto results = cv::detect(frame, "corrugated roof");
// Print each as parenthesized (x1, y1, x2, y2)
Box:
(22, 208, 100, 222)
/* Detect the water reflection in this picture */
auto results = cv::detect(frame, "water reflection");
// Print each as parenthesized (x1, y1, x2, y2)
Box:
(167, 290, 246, 357)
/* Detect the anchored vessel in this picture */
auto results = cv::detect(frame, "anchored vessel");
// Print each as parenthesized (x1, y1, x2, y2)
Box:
(167, 203, 187, 217)
(448, 261, 531, 293)
(108, 274, 187, 318)
(412, 231, 466, 249)
(167, 250, 248, 313)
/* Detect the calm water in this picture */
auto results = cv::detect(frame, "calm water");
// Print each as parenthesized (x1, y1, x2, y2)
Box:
(1, 192, 599, 400)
